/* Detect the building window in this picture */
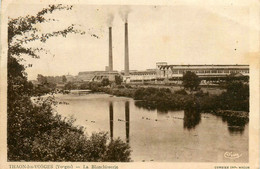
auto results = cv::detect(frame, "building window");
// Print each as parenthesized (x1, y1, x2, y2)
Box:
(172, 70, 178, 74)
(205, 70, 210, 73)
(217, 70, 223, 73)
(224, 70, 229, 73)
(211, 70, 217, 73)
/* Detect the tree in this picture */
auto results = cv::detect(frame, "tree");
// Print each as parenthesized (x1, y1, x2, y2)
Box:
(62, 75, 67, 83)
(101, 78, 110, 86)
(182, 71, 201, 91)
(64, 81, 77, 90)
(37, 74, 47, 84)
(115, 75, 123, 85)
(7, 5, 131, 161)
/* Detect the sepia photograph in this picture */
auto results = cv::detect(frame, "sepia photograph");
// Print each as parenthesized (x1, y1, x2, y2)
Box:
(1, 0, 259, 168)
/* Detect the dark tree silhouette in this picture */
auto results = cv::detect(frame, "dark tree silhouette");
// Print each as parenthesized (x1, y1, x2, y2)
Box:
(182, 71, 201, 91)
(62, 75, 67, 83)
(115, 75, 123, 85)
(101, 78, 110, 86)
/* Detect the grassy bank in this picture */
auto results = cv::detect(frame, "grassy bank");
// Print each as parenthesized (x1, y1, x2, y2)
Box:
(89, 82, 249, 119)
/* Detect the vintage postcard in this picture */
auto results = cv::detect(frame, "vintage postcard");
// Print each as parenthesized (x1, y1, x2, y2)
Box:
(0, 0, 259, 169)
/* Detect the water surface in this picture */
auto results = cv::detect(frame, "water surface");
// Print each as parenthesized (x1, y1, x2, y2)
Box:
(55, 93, 248, 162)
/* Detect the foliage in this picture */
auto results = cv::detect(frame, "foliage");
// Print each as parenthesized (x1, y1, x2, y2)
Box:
(79, 82, 89, 90)
(192, 81, 249, 112)
(33, 85, 52, 96)
(174, 89, 188, 95)
(131, 84, 249, 112)
(218, 81, 249, 111)
(103, 138, 131, 162)
(115, 75, 123, 85)
(225, 81, 249, 100)
(37, 74, 47, 84)
(8, 5, 84, 62)
(194, 90, 209, 97)
(133, 87, 188, 111)
(125, 84, 132, 89)
(8, 95, 132, 161)
(101, 78, 110, 86)
(64, 82, 77, 90)
(62, 75, 67, 83)
(182, 71, 201, 91)
(7, 4, 131, 162)
(88, 82, 102, 92)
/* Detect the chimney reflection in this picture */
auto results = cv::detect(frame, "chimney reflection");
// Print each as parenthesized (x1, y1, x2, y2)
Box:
(109, 102, 113, 140)
(125, 101, 130, 143)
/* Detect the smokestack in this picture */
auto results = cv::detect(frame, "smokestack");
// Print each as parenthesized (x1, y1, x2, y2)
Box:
(124, 22, 129, 76)
(109, 27, 113, 71)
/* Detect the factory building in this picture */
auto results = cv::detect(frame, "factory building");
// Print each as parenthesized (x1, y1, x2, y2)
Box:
(77, 16, 249, 85)
(156, 63, 249, 78)
(78, 71, 119, 82)
(124, 70, 156, 83)
(123, 62, 249, 84)
(156, 63, 249, 84)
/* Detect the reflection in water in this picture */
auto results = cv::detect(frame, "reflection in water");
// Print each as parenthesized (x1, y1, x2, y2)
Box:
(157, 109, 168, 114)
(221, 116, 248, 134)
(125, 101, 130, 143)
(56, 94, 249, 162)
(136, 101, 248, 134)
(109, 101, 130, 143)
(109, 102, 113, 140)
(183, 110, 201, 130)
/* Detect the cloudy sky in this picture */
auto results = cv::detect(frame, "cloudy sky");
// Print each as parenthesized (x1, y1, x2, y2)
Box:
(7, 2, 254, 80)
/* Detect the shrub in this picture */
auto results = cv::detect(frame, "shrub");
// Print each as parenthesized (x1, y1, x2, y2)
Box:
(182, 71, 201, 91)
(8, 94, 132, 161)
(101, 78, 110, 86)
(174, 89, 188, 95)
(115, 75, 123, 85)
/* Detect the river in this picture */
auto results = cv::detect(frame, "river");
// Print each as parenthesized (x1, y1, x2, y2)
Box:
(54, 93, 248, 162)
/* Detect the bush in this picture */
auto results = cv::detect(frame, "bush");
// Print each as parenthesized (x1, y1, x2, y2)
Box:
(194, 90, 209, 97)
(101, 78, 110, 86)
(182, 71, 201, 91)
(103, 138, 131, 162)
(115, 75, 123, 85)
(117, 85, 125, 89)
(125, 84, 132, 89)
(8, 93, 132, 161)
(79, 82, 89, 90)
(174, 89, 188, 95)
(64, 82, 77, 90)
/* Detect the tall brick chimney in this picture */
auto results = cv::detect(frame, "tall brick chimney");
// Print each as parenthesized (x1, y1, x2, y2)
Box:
(109, 27, 113, 71)
(124, 22, 129, 76)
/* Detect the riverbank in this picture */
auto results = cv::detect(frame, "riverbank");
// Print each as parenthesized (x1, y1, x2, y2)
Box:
(213, 110, 249, 119)
(89, 83, 249, 119)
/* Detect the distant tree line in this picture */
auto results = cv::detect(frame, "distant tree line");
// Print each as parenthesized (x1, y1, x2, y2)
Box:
(37, 74, 67, 84)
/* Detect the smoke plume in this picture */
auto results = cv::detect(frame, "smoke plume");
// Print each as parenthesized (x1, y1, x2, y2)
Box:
(119, 6, 131, 22)
(107, 13, 114, 27)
